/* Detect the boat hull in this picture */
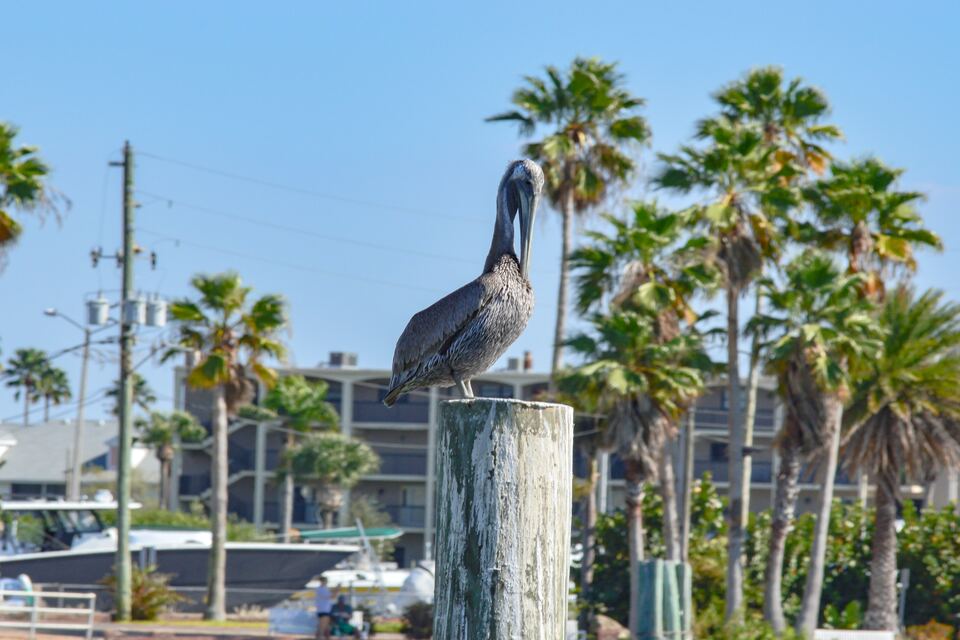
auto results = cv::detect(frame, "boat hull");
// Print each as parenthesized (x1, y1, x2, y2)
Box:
(0, 543, 357, 611)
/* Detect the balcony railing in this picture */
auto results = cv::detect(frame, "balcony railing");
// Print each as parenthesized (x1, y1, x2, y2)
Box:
(353, 400, 428, 424)
(373, 448, 428, 475)
(179, 473, 211, 496)
(693, 460, 772, 483)
(383, 505, 426, 528)
(694, 407, 776, 431)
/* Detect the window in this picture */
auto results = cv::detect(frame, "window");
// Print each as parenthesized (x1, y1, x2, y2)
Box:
(709, 443, 728, 462)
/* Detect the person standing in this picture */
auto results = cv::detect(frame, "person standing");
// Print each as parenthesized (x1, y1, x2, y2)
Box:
(314, 576, 333, 639)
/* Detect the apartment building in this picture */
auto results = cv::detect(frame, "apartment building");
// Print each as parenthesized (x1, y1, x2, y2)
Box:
(172, 352, 953, 567)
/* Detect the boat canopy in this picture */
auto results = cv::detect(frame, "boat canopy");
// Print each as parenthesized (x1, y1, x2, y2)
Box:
(0, 500, 142, 512)
(300, 526, 403, 541)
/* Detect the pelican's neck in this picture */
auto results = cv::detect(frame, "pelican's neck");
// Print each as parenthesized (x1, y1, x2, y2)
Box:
(484, 179, 515, 272)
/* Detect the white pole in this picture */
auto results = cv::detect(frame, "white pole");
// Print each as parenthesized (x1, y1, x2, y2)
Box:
(68, 328, 91, 500)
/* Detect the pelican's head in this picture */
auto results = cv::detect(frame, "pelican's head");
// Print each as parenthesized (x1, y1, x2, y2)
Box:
(504, 159, 543, 279)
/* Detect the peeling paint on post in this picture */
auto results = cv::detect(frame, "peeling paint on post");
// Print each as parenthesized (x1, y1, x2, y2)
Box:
(434, 398, 573, 640)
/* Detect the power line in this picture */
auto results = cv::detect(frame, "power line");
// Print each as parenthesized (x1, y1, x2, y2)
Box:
(137, 227, 445, 295)
(137, 151, 487, 225)
(136, 189, 477, 266)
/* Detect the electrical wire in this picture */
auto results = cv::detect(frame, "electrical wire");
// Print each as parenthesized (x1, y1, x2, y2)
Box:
(137, 151, 486, 225)
(137, 227, 445, 295)
(135, 189, 476, 266)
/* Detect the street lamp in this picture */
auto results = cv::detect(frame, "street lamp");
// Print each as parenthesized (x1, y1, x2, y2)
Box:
(44, 308, 92, 501)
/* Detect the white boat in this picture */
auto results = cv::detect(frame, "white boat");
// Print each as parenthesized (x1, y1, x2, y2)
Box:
(0, 499, 360, 610)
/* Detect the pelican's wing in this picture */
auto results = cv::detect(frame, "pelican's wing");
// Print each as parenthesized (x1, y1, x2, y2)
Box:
(391, 274, 497, 376)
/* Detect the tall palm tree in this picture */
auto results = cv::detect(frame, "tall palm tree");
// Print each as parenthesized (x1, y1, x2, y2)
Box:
(166, 272, 287, 620)
(569, 201, 718, 572)
(793, 159, 942, 629)
(842, 288, 960, 630)
(564, 309, 711, 638)
(262, 375, 339, 542)
(487, 57, 650, 381)
(139, 411, 206, 510)
(0, 122, 66, 268)
(36, 365, 71, 421)
(656, 67, 840, 620)
(280, 432, 379, 528)
(4, 348, 50, 425)
(748, 253, 881, 633)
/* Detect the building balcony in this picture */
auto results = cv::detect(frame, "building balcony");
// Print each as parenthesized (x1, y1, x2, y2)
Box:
(373, 448, 428, 476)
(384, 505, 426, 528)
(353, 400, 428, 425)
(179, 473, 211, 496)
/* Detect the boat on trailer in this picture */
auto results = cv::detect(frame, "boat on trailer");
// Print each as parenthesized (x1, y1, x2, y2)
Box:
(0, 499, 360, 610)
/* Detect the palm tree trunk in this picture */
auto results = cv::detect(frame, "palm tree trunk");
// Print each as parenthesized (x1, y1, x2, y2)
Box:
(658, 439, 681, 561)
(281, 431, 295, 543)
(796, 399, 843, 635)
(580, 449, 599, 614)
(725, 283, 745, 621)
(763, 436, 801, 634)
(158, 457, 170, 510)
(204, 385, 228, 621)
(863, 472, 900, 630)
(44, 397, 50, 422)
(625, 470, 645, 639)
(550, 186, 575, 388)
(23, 391, 29, 427)
(738, 290, 763, 543)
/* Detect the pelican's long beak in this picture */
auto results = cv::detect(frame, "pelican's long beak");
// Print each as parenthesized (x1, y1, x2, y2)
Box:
(518, 187, 539, 280)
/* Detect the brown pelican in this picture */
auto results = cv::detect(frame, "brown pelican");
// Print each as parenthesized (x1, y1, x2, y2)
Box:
(383, 159, 543, 406)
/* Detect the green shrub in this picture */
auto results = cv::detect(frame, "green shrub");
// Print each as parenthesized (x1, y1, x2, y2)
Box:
(100, 564, 185, 620)
(401, 602, 433, 639)
(100, 507, 259, 541)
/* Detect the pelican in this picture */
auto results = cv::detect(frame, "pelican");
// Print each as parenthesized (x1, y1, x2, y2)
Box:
(383, 159, 543, 406)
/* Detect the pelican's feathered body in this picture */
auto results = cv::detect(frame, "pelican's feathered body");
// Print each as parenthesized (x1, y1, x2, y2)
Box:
(383, 160, 544, 406)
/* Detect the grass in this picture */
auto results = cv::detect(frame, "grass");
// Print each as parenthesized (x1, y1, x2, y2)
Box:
(124, 619, 268, 628)
(375, 619, 404, 633)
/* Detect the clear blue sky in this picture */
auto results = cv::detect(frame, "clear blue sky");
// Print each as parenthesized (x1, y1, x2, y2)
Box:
(1, 1, 957, 421)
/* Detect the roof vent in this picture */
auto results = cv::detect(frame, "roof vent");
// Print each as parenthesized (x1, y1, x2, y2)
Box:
(329, 352, 358, 368)
(506, 357, 522, 372)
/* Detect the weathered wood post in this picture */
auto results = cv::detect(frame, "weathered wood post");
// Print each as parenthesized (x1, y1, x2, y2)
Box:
(433, 398, 573, 640)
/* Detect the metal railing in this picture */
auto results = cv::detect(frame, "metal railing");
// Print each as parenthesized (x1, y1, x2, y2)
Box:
(373, 448, 428, 475)
(383, 504, 426, 527)
(0, 588, 96, 640)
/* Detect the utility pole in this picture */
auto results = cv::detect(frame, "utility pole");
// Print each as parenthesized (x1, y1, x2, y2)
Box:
(68, 327, 91, 500)
(113, 141, 135, 621)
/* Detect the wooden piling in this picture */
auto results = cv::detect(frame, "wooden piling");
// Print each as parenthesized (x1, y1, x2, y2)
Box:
(433, 398, 573, 640)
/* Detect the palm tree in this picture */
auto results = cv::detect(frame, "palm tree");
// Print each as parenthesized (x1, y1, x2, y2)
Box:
(487, 57, 650, 381)
(36, 365, 71, 421)
(569, 201, 717, 577)
(4, 348, 50, 425)
(166, 272, 287, 620)
(139, 411, 206, 510)
(801, 158, 942, 298)
(792, 159, 942, 629)
(262, 375, 339, 542)
(748, 253, 881, 633)
(655, 67, 840, 620)
(280, 432, 379, 528)
(107, 373, 157, 415)
(0, 123, 66, 268)
(564, 309, 711, 638)
(842, 288, 960, 630)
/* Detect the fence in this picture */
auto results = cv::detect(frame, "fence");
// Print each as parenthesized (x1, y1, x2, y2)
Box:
(0, 588, 96, 640)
